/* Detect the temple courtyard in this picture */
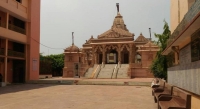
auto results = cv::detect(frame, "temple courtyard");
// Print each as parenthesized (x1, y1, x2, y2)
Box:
(0, 83, 157, 109)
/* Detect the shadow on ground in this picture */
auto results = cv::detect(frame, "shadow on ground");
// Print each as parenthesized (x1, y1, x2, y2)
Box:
(0, 84, 56, 95)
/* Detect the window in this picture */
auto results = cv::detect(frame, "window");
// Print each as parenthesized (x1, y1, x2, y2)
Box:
(191, 29, 200, 62)
(0, 17, 1, 26)
(16, 0, 21, 3)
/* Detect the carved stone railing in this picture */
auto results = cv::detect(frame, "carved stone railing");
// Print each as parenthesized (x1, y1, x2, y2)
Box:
(8, 50, 25, 58)
(167, 0, 200, 47)
(8, 24, 26, 34)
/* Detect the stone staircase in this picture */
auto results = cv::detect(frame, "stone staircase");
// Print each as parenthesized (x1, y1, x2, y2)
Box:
(117, 64, 129, 79)
(84, 64, 98, 78)
(97, 64, 116, 79)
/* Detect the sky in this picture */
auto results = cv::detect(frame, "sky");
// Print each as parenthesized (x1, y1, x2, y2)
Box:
(40, 0, 170, 55)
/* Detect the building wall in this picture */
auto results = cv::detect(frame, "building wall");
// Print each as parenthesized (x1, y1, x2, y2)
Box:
(63, 53, 80, 77)
(169, 1, 200, 107)
(28, 0, 40, 80)
(168, 43, 200, 108)
(170, 0, 189, 33)
(0, 0, 40, 82)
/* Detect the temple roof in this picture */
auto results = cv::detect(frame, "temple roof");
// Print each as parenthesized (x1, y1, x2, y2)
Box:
(65, 44, 79, 52)
(135, 33, 149, 42)
(98, 12, 134, 39)
(143, 41, 157, 47)
(98, 27, 133, 39)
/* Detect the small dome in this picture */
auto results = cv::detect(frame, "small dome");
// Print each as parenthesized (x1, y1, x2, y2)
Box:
(65, 44, 79, 52)
(135, 33, 148, 42)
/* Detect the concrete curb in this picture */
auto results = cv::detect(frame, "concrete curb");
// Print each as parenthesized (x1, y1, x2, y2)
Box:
(27, 80, 151, 86)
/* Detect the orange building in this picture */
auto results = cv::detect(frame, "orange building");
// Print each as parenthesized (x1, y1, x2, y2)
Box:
(63, 4, 159, 79)
(0, 0, 40, 85)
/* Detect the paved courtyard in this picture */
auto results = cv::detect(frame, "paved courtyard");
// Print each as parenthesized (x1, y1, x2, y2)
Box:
(0, 84, 157, 109)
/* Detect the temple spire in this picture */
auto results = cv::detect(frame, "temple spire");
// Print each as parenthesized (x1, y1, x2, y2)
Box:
(116, 3, 119, 13)
(72, 32, 74, 45)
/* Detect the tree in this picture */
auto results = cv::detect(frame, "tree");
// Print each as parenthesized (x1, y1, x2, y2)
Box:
(39, 53, 64, 76)
(150, 21, 170, 80)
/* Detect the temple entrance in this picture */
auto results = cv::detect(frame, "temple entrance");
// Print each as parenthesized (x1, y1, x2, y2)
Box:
(121, 47, 129, 64)
(124, 53, 129, 64)
(106, 50, 118, 64)
(74, 63, 79, 77)
(98, 54, 102, 64)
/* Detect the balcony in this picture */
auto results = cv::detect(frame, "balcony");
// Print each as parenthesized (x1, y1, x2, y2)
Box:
(8, 50, 25, 58)
(0, 22, 6, 28)
(0, 49, 5, 55)
(8, 24, 26, 34)
(0, 0, 28, 19)
(166, 1, 200, 49)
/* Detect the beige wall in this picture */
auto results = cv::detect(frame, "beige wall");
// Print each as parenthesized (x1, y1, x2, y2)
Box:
(191, 95, 200, 109)
(170, 0, 189, 33)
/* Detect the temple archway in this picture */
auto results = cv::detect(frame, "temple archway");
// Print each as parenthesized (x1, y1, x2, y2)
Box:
(121, 46, 129, 64)
(106, 49, 118, 64)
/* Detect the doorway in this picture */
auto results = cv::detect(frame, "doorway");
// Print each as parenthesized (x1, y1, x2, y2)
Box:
(106, 50, 118, 64)
(124, 53, 129, 64)
(98, 54, 102, 64)
(13, 60, 25, 83)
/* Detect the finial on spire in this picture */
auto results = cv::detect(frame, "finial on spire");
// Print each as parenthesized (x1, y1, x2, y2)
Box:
(72, 32, 74, 45)
(116, 3, 119, 13)
(149, 28, 152, 41)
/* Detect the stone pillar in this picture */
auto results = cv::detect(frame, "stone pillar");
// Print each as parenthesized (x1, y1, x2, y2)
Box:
(129, 44, 133, 64)
(4, 39, 8, 83)
(102, 45, 106, 64)
(117, 44, 121, 63)
(132, 46, 136, 63)
(95, 52, 98, 64)
(92, 48, 95, 65)
(102, 51, 105, 64)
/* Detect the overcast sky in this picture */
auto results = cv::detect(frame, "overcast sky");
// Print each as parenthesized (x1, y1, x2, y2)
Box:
(40, 0, 170, 55)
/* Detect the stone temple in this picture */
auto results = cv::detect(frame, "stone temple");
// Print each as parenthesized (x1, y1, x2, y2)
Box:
(63, 3, 159, 79)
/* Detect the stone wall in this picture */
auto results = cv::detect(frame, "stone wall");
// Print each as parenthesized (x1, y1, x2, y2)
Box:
(168, 60, 200, 95)
(179, 44, 191, 65)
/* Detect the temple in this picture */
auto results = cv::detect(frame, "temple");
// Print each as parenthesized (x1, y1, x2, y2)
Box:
(63, 3, 159, 78)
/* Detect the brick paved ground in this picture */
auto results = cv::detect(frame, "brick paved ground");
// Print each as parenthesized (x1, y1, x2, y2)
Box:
(0, 84, 157, 109)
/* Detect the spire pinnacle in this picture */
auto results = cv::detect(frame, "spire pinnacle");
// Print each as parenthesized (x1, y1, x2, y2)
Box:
(72, 32, 74, 45)
(149, 28, 151, 41)
(116, 3, 119, 13)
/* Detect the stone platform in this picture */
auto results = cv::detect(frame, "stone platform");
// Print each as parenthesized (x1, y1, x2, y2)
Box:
(27, 77, 153, 86)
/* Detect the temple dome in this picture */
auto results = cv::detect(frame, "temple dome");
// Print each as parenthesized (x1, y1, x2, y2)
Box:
(135, 33, 148, 42)
(65, 44, 79, 52)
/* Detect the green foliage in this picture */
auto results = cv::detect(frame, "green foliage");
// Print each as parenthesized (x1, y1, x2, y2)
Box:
(150, 21, 170, 80)
(39, 53, 64, 76)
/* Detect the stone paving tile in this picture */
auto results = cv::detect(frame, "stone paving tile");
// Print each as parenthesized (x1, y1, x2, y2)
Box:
(0, 84, 157, 109)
